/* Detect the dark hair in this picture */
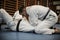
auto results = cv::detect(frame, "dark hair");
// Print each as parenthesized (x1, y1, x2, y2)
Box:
(19, 5, 25, 14)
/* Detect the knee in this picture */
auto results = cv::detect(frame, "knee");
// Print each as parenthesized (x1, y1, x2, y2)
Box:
(0, 8, 5, 11)
(0, 8, 6, 13)
(34, 28, 43, 34)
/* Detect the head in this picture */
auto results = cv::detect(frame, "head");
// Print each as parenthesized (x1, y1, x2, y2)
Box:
(19, 5, 29, 20)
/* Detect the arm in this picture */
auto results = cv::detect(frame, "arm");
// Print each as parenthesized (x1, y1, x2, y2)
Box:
(26, 7, 38, 26)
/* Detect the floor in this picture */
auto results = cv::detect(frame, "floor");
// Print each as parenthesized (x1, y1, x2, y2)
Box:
(0, 24, 60, 40)
(0, 31, 60, 40)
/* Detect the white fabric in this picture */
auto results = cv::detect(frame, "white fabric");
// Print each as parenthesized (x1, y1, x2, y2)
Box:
(26, 5, 58, 34)
(0, 9, 16, 31)
(0, 5, 58, 34)
(13, 10, 22, 21)
(26, 5, 49, 26)
(19, 17, 34, 32)
(0, 9, 34, 32)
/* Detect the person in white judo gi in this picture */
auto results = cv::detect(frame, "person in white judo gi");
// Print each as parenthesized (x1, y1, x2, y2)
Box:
(0, 5, 60, 34)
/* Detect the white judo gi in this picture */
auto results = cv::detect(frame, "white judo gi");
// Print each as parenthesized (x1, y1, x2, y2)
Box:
(0, 5, 58, 34)
(25, 5, 58, 34)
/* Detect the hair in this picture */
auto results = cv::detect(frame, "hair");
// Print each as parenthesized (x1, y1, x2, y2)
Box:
(19, 5, 25, 14)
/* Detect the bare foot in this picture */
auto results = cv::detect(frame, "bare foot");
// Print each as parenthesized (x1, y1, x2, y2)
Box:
(54, 28, 60, 34)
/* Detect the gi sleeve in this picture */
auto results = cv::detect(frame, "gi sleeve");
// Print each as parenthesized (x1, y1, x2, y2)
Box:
(26, 7, 38, 26)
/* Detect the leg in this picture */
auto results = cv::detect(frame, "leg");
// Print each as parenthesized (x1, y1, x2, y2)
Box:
(35, 28, 55, 34)
(0, 9, 13, 23)
(0, 9, 15, 28)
